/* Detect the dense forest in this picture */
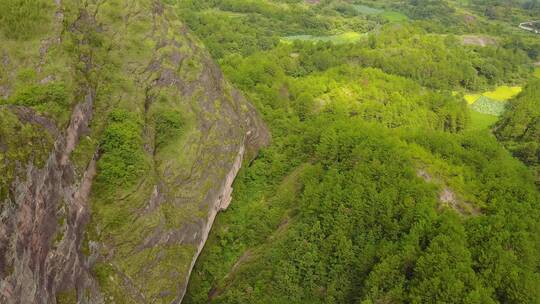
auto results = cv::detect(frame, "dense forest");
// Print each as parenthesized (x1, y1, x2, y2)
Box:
(0, 0, 539, 303)
(178, 0, 540, 303)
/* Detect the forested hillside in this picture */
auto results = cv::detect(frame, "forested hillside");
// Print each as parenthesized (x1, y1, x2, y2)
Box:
(179, 0, 540, 303)
(496, 80, 540, 187)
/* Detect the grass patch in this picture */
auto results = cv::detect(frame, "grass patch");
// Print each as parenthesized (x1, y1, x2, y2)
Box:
(468, 109, 499, 130)
(381, 11, 409, 22)
(534, 67, 540, 78)
(281, 32, 363, 44)
(353, 4, 383, 15)
(351, 4, 408, 22)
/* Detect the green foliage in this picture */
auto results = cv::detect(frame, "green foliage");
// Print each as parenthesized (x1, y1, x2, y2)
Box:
(0, 0, 52, 40)
(94, 109, 147, 197)
(176, 0, 372, 59)
(182, 2, 540, 302)
(153, 109, 183, 149)
(186, 111, 540, 303)
(496, 79, 540, 185)
(1, 83, 71, 125)
(6, 83, 67, 107)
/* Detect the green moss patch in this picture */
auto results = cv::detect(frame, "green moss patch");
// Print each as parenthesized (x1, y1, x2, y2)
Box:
(0, 108, 53, 202)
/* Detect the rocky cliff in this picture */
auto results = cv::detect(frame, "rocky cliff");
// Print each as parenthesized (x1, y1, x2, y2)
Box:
(0, 1, 269, 303)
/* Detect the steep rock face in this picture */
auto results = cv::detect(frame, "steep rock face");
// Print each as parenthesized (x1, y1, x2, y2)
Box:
(0, 1, 269, 303)
(0, 92, 101, 303)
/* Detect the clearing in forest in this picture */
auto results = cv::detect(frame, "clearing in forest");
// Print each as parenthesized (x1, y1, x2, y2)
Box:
(352, 4, 408, 22)
(468, 109, 498, 130)
(281, 32, 363, 44)
(465, 85, 522, 125)
(470, 95, 506, 116)
(353, 4, 383, 14)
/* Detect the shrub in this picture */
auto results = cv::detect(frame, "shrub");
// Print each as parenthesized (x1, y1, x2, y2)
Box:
(7, 83, 68, 107)
(95, 109, 147, 194)
(154, 110, 183, 149)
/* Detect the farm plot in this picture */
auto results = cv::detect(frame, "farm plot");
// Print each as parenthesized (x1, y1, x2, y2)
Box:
(464, 85, 521, 106)
(281, 32, 363, 44)
(482, 86, 522, 101)
(353, 4, 383, 14)
(352, 4, 408, 22)
(470, 96, 506, 116)
(465, 85, 521, 128)
(468, 110, 499, 130)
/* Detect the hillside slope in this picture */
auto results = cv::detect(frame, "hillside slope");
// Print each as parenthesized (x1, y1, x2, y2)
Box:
(495, 79, 540, 187)
(179, 1, 540, 303)
(0, 1, 268, 303)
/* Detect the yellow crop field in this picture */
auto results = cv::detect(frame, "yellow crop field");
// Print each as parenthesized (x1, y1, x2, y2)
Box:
(464, 94, 481, 104)
(482, 86, 522, 101)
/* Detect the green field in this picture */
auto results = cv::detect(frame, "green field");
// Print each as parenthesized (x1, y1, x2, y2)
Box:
(468, 109, 499, 130)
(535, 67, 540, 78)
(352, 4, 408, 22)
(353, 4, 383, 14)
(381, 11, 409, 22)
(281, 32, 364, 44)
